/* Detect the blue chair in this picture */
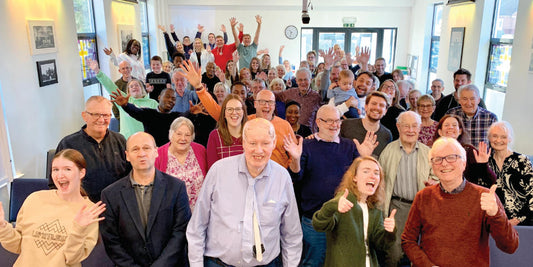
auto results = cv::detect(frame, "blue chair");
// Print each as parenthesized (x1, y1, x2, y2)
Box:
(490, 226, 533, 266)
(8, 178, 49, 222)
(109, 118, 119, 132)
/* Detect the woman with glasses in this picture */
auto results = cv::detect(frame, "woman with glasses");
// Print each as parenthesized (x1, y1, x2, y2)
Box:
(378, 79, 405, 140)
(155, 117, 207, 212)
(433, 114, 496, 188)
(206, 94, 248, 169)
(416, 95, 438, 146)
(487, 121, 533, 226)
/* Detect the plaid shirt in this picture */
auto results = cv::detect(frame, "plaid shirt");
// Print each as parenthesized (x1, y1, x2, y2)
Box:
(446, 106, 497, 149)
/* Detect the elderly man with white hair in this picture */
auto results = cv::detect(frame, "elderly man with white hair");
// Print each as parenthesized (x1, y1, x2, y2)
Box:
(187, 118, 303, 267)
(171, 69, 199, 113)
(378, 110, 437, 266)
(446, 84, 497, 149)
(402, 137, 518, 266)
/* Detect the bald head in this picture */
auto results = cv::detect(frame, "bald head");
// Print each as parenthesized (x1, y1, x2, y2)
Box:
(126, 132, 157, 150)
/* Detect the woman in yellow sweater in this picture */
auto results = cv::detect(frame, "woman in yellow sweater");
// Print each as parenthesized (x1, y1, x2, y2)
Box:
(0, 149, 106, 267)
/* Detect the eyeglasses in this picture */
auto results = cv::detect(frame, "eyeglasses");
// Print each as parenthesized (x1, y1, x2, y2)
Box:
(430, 154, 462, 165)
(255, 100, 275, 106)
(319, 118, 342, 125)
(400, 124, 419, 130)
(417, 104, 435, 109)
(226, 107, 243, 113)
(85, 111, 112, 120)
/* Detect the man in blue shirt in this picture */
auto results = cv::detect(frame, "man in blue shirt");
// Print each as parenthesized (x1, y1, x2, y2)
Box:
(171, 69, 198, 113)
(187, 118, 302, 267)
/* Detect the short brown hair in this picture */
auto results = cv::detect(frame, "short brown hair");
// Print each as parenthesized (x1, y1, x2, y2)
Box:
(339, 69, 354, 81)
(151, 55, 162, 64)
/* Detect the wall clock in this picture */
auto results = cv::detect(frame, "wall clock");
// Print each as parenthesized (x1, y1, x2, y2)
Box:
(285, 25, 298, 40)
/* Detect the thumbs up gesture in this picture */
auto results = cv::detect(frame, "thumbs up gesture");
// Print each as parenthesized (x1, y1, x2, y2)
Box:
(384, 209, 396, 232)
(338, 189, 354, 213)
(481, 184, 499, 216)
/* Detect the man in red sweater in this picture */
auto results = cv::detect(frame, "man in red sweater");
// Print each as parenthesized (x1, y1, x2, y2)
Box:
(401, 137, 518, 267)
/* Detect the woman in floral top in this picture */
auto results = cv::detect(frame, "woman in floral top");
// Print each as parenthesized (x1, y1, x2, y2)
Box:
(488, 121, 533, 226)
(155, 117, 207, 212)
(416, 94, 438, 147)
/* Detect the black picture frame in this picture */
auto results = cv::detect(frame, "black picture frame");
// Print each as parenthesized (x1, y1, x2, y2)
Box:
(447, 27, 465, 71)
(36, 59, 58, 87)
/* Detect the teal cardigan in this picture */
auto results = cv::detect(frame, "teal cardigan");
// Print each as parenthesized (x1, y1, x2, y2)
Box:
(312, 192, 396, 267)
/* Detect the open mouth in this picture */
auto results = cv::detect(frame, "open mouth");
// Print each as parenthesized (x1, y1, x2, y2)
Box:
(366, 181, 376, 190)
(58, 181, 70, 191)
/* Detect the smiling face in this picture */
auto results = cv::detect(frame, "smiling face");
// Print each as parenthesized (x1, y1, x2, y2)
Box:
(173, 75, 188, 94)
(243, 35, 252, 46)
(355, 73, 373, 97)
(438, 117, 462, 139)
(250, 58, 260, 72)
(365, 95, 387, 122)
(397, 112, 421, 146)
(206, 62, 216, 77)
(208, 33, 215, 44)
(354, 159, 381, 201)
(276, 66, 285, 78)
(453, 74, 470, 90)
(51, 157, 85, 199)
(431, 80, 444, 97)
(224, 99, 244, 128)
(330, 66, 341, 83)
(216, 36, 224, 47)
(214, 84, 227, 103)
(128, 80, 144, 98)
(254, 90, 276, 120)
(458, 89, 480, 117)
(417, 99, 435, 120)
(118, 61, 132, 79)
(82, 99, 112, 137)
(430, 140, 466, 186)
(316, 106, 341, 141)
(262, 55, 271, 68)
(240, 68, 251, 81)
(267, 69, 276, 81)
(380, 80, 396, 99)
(375, 59, 386, 76)
(243, 120, 276, 176)
(307, 52, 316, 64)
(151, 60, 162, 74)
(408, 91, 421, 108)
(296, 70, 311, 95)
(130, 41, 140, 55)
(232, 84, 247, 100)
(170, 124, 193, 153)
(271, 81, 284, 93)
(488, 125, 510, 152)
(285, 104, 301, 126)
(158, 89, 176, 113)
(194, 39, 203, 51)
(126, 132, 158, 172)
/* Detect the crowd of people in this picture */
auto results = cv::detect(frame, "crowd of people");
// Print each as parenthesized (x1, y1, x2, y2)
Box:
(0, 15, 530, 267)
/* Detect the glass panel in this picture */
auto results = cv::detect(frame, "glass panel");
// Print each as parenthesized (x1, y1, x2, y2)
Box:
(429, 40, 440, 73)
(492, 0, 519, 39)
(78, 37, 98, 86)
(487, 44, 512, 89)
(142, 35, 150, 69)
(484, 88, 505, 119)
(318, 32, 345, 53)
(301, 29, 313, 62)
(350, 32, 377, 64)
(139, 0, 149, 34)
(433, 4, 443, 37)
(382, 29, 396, 71)
(73, 0, 95, 34)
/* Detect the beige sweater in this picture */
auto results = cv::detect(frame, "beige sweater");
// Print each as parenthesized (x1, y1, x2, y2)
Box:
(0, 190, 98, 267)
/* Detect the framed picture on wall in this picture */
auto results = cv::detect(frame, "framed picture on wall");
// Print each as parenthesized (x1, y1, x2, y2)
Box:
(448, 27, 465, 71)
(117, 25, 134, 52)
(36, 59, 58, 87)
(27, 20, 57, 55)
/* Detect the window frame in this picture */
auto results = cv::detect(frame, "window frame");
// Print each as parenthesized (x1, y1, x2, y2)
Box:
(427, 2, 443, 91)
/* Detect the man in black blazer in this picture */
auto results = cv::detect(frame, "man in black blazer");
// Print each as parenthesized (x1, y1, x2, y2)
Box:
(100, 132, 191, 267)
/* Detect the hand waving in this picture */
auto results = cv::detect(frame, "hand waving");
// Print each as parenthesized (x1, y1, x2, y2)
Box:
(110, 90, 129, 107)
(73, 201, 106, 227)
(473, 142, 491, 163)
(178, 60, 203, 88)
(353, 131, 379, 157)
(103, 47, 113, 56)
(283, 135, 303, 160)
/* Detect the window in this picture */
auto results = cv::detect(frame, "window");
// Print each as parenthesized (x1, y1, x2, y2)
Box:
(484, 0, 518, 118)
(139, 0, 151, 70)
(73, 0, 98, 87)
(301, 27, 397, 72)
(427, 3, 443, 91)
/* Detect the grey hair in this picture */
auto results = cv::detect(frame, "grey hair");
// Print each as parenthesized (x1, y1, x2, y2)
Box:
(488, 121, 514, 149)
(429, 137, 467, 163)
(168, 117, 195, 141)
(457, 84, 480, 99)
(269, 78, 286, 91)
(432, 78, 444, 85)
(276, 64, 286, 76)
(397, 80, 414, 90)
(296, 67, 312, 79)
(242, 118, 276, 142)
(396, 110, 421, 125)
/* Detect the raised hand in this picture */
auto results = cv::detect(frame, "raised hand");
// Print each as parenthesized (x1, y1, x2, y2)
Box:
(197, 24, 204, 33)
(346, 52, 353, 66)
(480, 184, 499, 216)
(178, 60, 203, 88)
(356, 47, 371, 65)
(103, 47, 113, 56)
(384, 209, 396, 232)
(353, 131, 379, 157)
(73, 201, 106, 227)
(110, 90, 129, 106)
(87, 59, 100, 74)
(344, 96, 358, 108)
(206, 44, 212, 53)
(256, 15, 262, 24)
(215, 67, 225, 82)
(320, 47, 335, 69)
(338, 189, 354, 213)
(256, 71, 267, 81)
(146, 83, 154, 93)
(189, 100, 207, 115)
(473, 142, 491, 163)
(220, 24, 227, 33)
(157, 25, 166, 32)
(237, 23, 244, 32)
(169, 24, 175, 32)
(232, 50, 240, 62)
(229, 17, 238, 28)
(283, 135, 303, 160)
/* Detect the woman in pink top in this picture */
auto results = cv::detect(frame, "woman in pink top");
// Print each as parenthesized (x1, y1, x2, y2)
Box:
(206, 94, 248, 169)
(155, 117, 207, 211)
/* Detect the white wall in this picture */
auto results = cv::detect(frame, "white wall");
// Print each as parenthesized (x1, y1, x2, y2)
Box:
(0, 0, 85, 178)
(502, 0, 533, 154)
(163, 1, 413, 71)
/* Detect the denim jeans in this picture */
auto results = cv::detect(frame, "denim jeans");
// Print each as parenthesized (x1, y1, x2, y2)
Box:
(300, 216, 326, 267)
